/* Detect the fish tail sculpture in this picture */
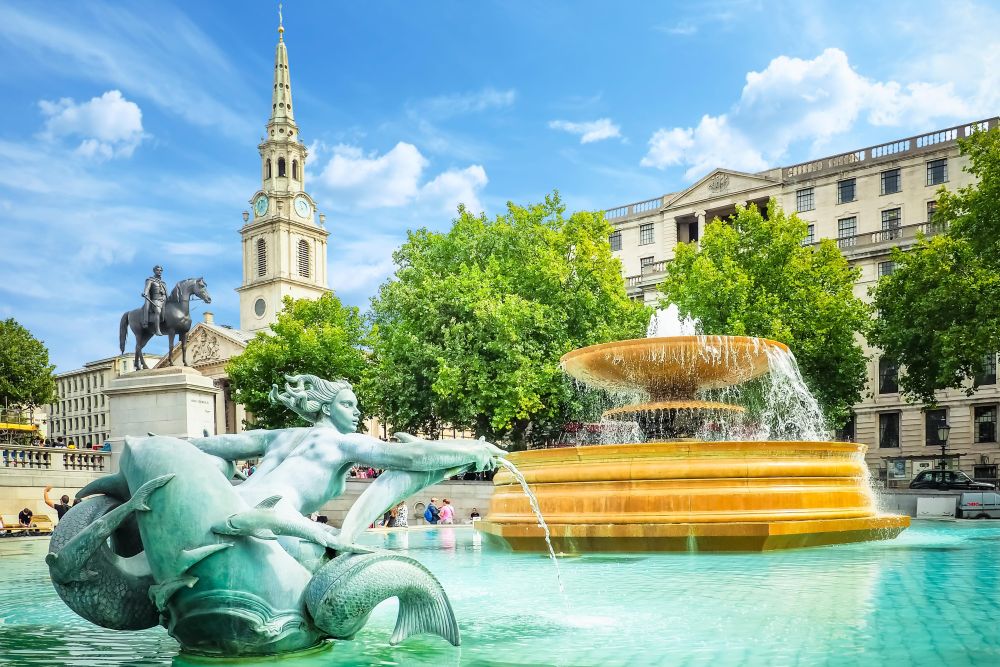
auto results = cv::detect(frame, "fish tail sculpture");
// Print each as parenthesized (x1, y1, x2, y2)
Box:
(45, 475, 174, 629)
(305, 551, 461, 646)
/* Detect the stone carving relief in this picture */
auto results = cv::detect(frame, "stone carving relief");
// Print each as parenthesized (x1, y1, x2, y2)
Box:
(190, 330, 221, 365)
(707, 173, 730, 194)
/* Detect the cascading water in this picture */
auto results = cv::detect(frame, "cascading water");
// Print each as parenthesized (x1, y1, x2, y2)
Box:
(495, 458, 564, 594)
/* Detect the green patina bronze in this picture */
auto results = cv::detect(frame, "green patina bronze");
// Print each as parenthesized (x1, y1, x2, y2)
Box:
(46, 373, 504, 658)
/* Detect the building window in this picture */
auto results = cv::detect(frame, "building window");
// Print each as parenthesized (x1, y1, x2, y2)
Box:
(796, 187, 815, 212)
(878, 261, 896, 278)
(975, 405, 997, 443)
(292, 159, 299, 180)
(927, 158, 948, 186)
(881, 168, 901, 195)
(976, 353, 997, 386)
(837, 217, 857, 248)
(297, 239, 311, 278)
(881, 208, 901, 237)
(803, 224, 815, 244)
(266, 159, 272, 179)
(879, 412, 900, 448)
(640, 256, 656, 273)
(256, 238, 267, 277)
(878, 357, 899, 394)
(278, 157, 286, 177)
(639, 223, 654, 245)
(609, 231, 621, 251)
(837, 178, 856, 204)
(925, 409, 948, 446)
(836, 414, 856, 442)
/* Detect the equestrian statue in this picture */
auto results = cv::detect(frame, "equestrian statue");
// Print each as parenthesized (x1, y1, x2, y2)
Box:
(119, 264, 211, 370)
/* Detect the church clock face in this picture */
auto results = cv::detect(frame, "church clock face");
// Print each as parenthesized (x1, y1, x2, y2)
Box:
(294, 195, 311, 219)
(254, 194, 269, 217)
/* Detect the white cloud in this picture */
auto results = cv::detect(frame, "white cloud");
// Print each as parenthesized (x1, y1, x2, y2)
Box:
(549, 118, 622, 144)
(419, 165, 488, 214)
(641, 47, 976, 180)
(414, 87, 516, 119)
(39, 90, 144, 159)
(317, 142, 488, 213)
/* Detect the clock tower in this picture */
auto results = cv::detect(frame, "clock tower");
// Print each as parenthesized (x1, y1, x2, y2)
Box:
(237, 16, 330, 332)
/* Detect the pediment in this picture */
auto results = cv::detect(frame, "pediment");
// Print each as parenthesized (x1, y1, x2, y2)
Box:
(664, 169, 779, 210)
(153, 324, 248, 370)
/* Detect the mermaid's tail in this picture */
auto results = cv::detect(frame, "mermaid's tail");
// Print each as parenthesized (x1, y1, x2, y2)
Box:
(305, 551, 461, 646)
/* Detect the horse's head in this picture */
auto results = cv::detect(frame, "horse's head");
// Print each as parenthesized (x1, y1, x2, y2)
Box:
(194, 277, 212, 304)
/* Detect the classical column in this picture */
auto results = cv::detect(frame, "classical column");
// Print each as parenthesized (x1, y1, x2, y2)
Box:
(696, 211, 707, 243)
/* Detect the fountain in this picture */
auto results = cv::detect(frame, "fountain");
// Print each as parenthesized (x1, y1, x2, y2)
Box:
(477, 306, 909, 552)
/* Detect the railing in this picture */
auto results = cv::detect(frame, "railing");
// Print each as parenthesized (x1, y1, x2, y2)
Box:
(783, 117, 999, 182)
(1, 445, 109, 472)
(829, 220, 949, 254)
(605, 196, 664, 221)
(626, 260, 669, 287)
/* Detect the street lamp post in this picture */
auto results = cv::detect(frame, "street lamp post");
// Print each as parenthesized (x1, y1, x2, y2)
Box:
(937, 421, 951, 469)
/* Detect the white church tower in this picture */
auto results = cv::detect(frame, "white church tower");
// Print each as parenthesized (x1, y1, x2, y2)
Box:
(237, 15, 329, 332)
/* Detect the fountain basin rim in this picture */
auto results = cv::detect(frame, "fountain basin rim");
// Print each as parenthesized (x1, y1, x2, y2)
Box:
(603, 399, 746, 418)
(560, 335, 791, 365)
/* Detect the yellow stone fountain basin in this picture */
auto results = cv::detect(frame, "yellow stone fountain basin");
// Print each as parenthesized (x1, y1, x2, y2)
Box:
(478, 441, 910, 552)
(560, 336, 789, 397)
(602, 399, 745, 419)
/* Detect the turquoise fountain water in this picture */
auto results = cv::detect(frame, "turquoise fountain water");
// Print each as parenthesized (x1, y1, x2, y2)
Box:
(3, 521, 1000, 666)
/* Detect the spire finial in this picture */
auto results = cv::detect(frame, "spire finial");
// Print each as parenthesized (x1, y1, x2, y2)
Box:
(278, 3, 284, 41)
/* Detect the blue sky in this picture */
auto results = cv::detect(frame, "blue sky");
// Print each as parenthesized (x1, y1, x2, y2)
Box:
(0, 0, 997, 372)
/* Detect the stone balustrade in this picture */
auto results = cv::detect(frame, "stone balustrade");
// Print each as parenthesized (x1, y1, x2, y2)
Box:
(1, 445, 109, 473)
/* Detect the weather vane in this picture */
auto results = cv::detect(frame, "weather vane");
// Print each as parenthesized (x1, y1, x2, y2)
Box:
(278, 2, 284, 39)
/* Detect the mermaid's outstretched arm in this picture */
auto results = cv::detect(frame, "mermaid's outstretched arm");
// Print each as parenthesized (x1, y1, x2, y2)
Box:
(336, 432, 505, 473)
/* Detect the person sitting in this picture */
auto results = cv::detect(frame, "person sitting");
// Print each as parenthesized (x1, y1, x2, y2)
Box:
(470, 507, 481, 521)
(44, 485, 72, 520)
(18, 508, 37, 535)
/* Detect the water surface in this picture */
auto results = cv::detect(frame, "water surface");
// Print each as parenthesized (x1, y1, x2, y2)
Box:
(1, 522, 998, 666)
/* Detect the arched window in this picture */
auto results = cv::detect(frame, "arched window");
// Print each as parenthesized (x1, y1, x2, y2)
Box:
(278, 157, 286, 177)
(256, 238, 267, 277)
(297, 239, 310, 278)
(266, 159, 272, 179)
(292, 159, 299, 180)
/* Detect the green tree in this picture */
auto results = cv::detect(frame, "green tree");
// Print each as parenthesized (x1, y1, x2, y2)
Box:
(0, 318, 57, 410)
(659, 200, 869, 425)
(226, 293, 369, 429)
(366, 193, 650, 447)
(870, 126, 1000, 403)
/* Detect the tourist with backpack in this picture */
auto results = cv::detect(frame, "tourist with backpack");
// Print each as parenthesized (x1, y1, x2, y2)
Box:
(424, 497, 440, 524)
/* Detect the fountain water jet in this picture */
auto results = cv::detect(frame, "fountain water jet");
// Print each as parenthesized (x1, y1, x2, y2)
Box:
(477, 308, 909, 552)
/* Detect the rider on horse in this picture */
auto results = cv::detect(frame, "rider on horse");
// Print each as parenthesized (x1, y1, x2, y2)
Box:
(142, 265, 167, 336)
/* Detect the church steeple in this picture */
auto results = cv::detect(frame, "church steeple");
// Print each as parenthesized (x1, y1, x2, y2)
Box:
(268, 5, 297, 135)
(238, 8, 330, 333)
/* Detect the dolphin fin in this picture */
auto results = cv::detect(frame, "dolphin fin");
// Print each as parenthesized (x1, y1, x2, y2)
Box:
(176, 543, 231, 572)
(390, 590, 461, 646)
(77, 471, 130, 501)
(148, 575, 198, 611)
(127, 474, 175, 512)
(211, 517, 278, 541)
(256, 495, 282, 509)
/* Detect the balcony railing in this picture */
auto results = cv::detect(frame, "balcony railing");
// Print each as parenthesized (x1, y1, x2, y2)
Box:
(1, 445, 109, 472)
(606, 196, 664, 222)
(783, 117, 998, 182)
(830, 220, 948, 254)
(626, 260, 669, 287)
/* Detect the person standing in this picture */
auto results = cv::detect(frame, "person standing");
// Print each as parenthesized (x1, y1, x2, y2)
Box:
(439, 498, 455, 525)
(43, 485, 72, 520)
(424, 497, 440, 524)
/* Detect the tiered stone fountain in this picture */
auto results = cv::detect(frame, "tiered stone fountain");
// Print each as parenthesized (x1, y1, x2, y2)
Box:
(477, 308, 909, 552)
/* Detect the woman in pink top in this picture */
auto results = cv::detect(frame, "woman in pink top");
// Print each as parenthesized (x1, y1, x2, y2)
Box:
(439, 498, 455, 524)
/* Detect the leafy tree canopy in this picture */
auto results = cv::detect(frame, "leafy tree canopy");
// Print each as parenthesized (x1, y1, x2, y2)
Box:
(0, 318, 57, 410)
(870, 126, 1000, 404)
(659, 199, 870, 426)
(227, 293, 369, 429)
(366, 193, 650, 447)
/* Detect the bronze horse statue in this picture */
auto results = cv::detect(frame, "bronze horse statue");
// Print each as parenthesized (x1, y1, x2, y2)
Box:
(119, 278, 212, 371)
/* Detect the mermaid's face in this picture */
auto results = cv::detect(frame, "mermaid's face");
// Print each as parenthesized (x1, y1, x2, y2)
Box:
(324, 388, 360, 433)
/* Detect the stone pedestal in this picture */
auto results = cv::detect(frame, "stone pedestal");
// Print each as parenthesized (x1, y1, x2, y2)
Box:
(105, 366, 219, 471)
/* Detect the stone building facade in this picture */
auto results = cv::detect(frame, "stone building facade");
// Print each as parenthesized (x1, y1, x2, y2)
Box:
(608, 117, 1000, 486)
(47, 354, 161, 448)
